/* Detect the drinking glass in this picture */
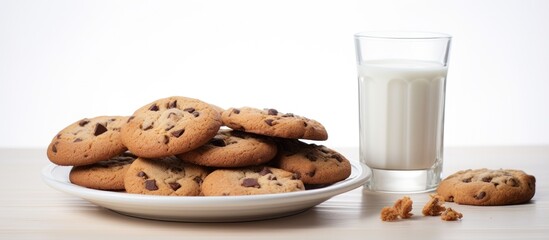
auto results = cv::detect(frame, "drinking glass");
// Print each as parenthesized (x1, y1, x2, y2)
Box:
(355, 31, 451, 192)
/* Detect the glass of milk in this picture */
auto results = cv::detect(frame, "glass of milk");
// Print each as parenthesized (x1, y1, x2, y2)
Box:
(354, 31, 451, 193)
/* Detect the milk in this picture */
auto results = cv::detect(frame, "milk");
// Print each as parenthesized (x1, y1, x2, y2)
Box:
(358, 59, 447, 170)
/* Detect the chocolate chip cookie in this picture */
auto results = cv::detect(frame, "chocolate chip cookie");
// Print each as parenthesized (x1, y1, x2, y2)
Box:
(69, 152, 137, 190)
(121, 96, 222, 158)
(47, 116, 128, 166)
(201, 166, 305, 196)
(436, 168, 536, 206)
(177, 129, 278, 168)
(275, 140, 351, 185)
(124, 156, 209, 196)
(221, 107, 328, 140)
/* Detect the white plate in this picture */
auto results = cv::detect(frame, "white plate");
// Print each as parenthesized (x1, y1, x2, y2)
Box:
(42, 161, 369, 222)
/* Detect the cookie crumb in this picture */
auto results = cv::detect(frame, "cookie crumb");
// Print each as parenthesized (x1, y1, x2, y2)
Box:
(380, 207, 399, 221)
(422, 194, 446, 216)
(441, 207, 463, 221)
(394, 196, 413, 219)
(380, 196, 413, 221)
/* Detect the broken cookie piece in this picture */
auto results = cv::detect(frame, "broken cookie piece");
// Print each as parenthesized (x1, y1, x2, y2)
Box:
(394, 196, 414, 219)
(380, 206, 400, 221)
(441, 207, 463, 221)
(422, 194, 447, 216)
(380, 196, 413, 221)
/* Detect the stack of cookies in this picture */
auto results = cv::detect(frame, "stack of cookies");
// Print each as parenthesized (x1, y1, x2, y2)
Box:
(46, 96, 352, 196)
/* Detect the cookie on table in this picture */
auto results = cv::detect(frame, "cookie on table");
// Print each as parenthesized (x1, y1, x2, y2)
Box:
(275, 140, 351, 185)
(121, 96, 222, 158)
(69, 152, 137, 190)
(47, 116, 128, 166)
(124, 156, 209, 196)
(221, 107, 328, 140)
(201, 166, 305, 196)
(177, 129, 278, 168)
(436, 168, 536, 206)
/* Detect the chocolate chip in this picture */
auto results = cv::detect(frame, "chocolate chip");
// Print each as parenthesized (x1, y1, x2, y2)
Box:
(303, 121, 308, 127)
(307, 170, 316, 177)
(209, 137, 226, 147)
(242, 178, 260, 188)
(165, 125, 174, 131)
(127, 116, 135, 123)
(305, 152, 317, 161)
(232, 108, 240, 114)
(137, 171, 148, 179)
(94, 123, 108, 136)
(78, 119, 90, 127)
(167, 100, 177, 109)
(142, 123, 154, 131)
(267, 108, 278, 115)
(52, 143, 58, 153)
(282, 113, 294, 117)
(192, 111, 200, 117)
(259, 167, 272, 176)
(331, 153, 344, 162)
(56, 134, 62, 139)
(264, 119, 275, 126)
(462, 178, 472, 183)
(145, 179, 158, 190)
(163, 135, 169, 144)
(474, 191, 486, 200)
(493, 182, 499, 187)
(149, 104, 159, 111)
(184, 107, 195, 113)
(268, 175, 277, 181)
(73, 138, 82, 143)
(482, 176, 492, 182)
(169, 182, 181, 191)
(193, 176, 203, 185)
(507, 178, 519, 187)
(171, 129, 185, 138)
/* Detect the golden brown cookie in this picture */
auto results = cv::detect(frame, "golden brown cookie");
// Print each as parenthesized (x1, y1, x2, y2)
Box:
(221, 107, 328, 140)
(201, 166, 305, 196)
(177, 129, 277, 168)
(47, 116, 128, 166)
(274, 140, 351, 185)
(69, 152, 137, 190)
(124, 156, 209, 196)
(121, 96, 222, 158)
(436, 168, 536, 206)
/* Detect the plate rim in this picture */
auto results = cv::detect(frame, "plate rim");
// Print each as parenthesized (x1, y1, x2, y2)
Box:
(41, 160, 369, 221)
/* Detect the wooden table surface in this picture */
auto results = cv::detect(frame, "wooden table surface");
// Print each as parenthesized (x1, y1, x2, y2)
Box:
(1, 146, 548, 239)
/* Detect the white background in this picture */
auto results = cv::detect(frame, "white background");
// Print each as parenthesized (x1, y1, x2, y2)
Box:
(1, 0, 548, 149)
